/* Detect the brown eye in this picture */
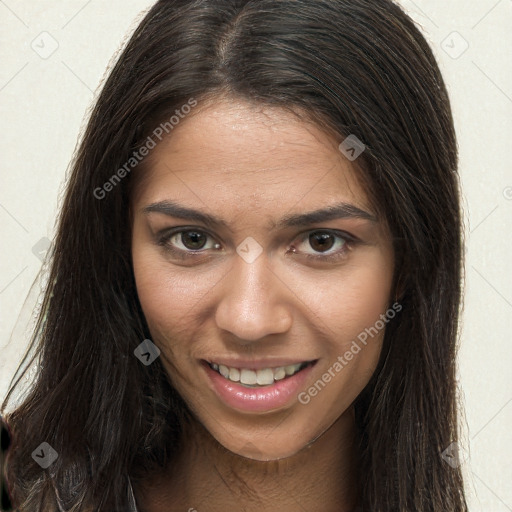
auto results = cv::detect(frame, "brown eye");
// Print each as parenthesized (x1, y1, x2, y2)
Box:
(291, 229, 353, 262)
(158, 228, 221, 258)
(180, 231, 208, 250)
(308, 232, 336, 253)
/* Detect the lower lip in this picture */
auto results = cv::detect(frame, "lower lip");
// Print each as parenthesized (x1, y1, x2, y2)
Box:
(201, 360, 317, 413)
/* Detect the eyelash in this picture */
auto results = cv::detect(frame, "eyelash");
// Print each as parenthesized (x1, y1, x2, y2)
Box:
(157, 227, 357, 262)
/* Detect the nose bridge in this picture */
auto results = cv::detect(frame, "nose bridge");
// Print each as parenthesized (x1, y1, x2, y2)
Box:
(215, 249, 292, 342)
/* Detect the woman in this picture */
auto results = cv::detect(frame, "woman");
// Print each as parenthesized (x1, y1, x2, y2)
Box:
(1, 0, 468, 510)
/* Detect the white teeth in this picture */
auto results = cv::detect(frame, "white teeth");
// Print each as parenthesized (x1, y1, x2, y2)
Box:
(285, 363, 302, 376)
(228, 367, 240, 382)
(240, 369, 258, 385)
(256, 368, 274, 385)
(210, 361, 309, 386)
(273, 367, 286, 380)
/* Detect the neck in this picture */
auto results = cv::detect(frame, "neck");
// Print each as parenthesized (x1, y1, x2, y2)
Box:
(136, 407, 360, 512)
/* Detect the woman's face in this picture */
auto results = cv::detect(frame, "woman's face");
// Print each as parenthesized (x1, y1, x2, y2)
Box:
(131, 97, 395, 460)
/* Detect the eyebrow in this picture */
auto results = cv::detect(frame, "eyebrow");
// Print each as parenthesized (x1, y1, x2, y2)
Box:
(142, 200, 378, 230)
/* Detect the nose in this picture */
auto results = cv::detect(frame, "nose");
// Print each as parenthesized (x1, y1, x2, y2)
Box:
(214, 251, 293, 344)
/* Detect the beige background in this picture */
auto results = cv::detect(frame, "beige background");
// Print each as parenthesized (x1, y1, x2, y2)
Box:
(1, 1, 511, 510)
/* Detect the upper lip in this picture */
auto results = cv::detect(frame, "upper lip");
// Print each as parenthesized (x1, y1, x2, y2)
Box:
(202, 358, 317, 370)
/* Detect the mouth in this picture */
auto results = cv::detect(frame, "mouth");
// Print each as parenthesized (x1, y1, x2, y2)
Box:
(203, 359, 317, 387)
(201, 358, 318, 413)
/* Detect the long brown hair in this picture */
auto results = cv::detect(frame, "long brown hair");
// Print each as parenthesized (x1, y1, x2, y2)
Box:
(1, 0, 467, 510)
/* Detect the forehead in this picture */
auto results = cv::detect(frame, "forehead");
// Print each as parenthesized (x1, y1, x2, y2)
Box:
(132, 98, 374, 219)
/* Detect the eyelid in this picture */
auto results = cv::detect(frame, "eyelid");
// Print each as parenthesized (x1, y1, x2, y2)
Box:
(156, 226, 221, 256)
(295, 227, 358, 243)
(292, 229, 355, 261)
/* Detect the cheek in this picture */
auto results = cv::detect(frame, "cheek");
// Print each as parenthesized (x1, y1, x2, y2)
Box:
(131, 257, 207, 390)
(134, 273, 202, 353)
(292, 253, 393, 397)
(291, 254, 394, 343)
(131, 216, 217, 320)
(131, 241, 199, 344)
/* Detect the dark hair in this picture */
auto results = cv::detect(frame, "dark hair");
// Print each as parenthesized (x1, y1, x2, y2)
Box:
(1, 0, 467, 510)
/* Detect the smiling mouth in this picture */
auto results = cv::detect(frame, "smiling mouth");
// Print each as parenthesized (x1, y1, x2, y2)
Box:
(205, 360, 316, 387)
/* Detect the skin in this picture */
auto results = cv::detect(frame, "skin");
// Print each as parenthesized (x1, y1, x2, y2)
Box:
(130, 97, 395, 511)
